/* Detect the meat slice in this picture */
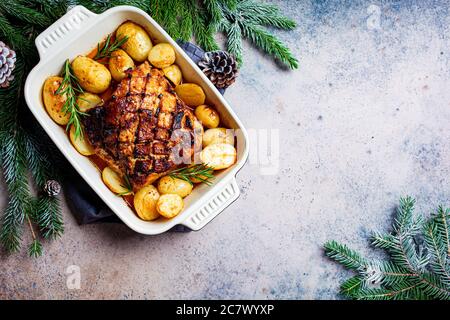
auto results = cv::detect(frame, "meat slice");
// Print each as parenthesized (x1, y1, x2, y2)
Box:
(83, 62, 199, 190)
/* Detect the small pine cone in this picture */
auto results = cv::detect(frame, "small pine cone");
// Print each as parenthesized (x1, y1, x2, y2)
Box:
(0, 41, 16, 88)
(44, 180, 61, 197)
(198, 51, 238, 89)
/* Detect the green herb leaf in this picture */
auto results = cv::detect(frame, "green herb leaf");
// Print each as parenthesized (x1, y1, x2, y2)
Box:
(168, 164, 215, 186)
(56, 59, 86, 140)
(94, 34, 129, 60)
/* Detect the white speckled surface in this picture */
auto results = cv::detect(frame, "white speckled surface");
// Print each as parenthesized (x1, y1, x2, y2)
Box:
(1, 0, 449, 299)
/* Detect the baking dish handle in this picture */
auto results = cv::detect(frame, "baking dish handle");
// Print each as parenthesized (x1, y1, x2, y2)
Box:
(181, 177, 240, 231)
(35, 6, 97, 59)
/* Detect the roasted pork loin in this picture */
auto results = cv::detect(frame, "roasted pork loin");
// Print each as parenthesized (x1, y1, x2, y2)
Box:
(82, 62, 200, 190)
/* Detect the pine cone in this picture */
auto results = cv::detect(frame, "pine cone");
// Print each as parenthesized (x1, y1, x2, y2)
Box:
(198, 51, 238, 89)
(44, 180, 61, 197)
(0, 41, 16, 88)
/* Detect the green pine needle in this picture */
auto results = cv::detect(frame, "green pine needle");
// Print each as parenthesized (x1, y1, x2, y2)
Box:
(340, 276, 364, 299)
(0, 1, 51, 27)
(28, 239, 43, 257)
(325, 197, 450, 300)
(239, 22, 298, 69)
(35, 195, 64, 240)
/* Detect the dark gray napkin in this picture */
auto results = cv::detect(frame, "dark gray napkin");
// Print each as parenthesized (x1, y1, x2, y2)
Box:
(64, 42, 224, 229)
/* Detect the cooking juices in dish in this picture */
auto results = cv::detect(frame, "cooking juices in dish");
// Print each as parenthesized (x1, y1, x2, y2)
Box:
(42, 21, 237, 221)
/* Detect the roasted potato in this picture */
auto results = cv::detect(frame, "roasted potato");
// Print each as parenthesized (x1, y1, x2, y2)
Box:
(195, 105, 220, 129)
(116, 22, 152, 62)
(102, 167, 131, 195)
(200, 143, 236, 170)
(163, 64, 182, 85)
(157, 176, 193, 198)
(134, 185, 160, 221)
(175, 83, 205, 107)
(69, 126, 95, 156)
(156, 194, 184, 218)
(42, 76, 70, 125)
(148, 43, 176, 68)
(203, 128, 234, 148)
(109, 49, 134, 82)
(72, 56, 111, 93)
(76, 92, 103, 112)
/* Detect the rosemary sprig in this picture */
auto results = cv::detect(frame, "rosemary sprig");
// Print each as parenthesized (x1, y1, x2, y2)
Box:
(56, 59, 85, 139)
(118, 174, 133, 196)
(169, 164, 215, 186)
(94, 34, 129, 60)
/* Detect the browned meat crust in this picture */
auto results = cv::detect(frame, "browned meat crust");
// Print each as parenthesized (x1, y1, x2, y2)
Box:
(83, 62, 199, 190)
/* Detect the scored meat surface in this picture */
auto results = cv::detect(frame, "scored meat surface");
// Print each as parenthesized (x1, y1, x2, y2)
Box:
(82, 62, 199, 190)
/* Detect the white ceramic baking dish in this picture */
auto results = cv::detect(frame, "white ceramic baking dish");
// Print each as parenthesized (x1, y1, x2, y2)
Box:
(24, 5, 249, 235)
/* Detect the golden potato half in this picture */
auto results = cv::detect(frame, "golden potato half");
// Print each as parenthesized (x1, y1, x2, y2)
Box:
(200, 143, 236, 170)
(157, 176, 193, 198)
(102, 167, 131, 195)
(69, 126, 95, 156)
(134, 185, 160, 221)
(42, 76, 70, 125)
(203, 128, 234, 148)
(156, 194, 184, 218)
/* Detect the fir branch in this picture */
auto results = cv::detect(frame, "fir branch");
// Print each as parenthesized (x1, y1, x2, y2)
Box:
(56, 59, 85, 139)
(32, 0, 74, 21)
(237, 0, 296, 30)
(0, 131, 32, 252)
(340, 276, 364, 299)
(0, 198, 25, 252)
(28, 239, 43, 257)
(222, 19, 243, 64)
(371, 232, 397, 250)
(239, 22, 298, 69)
(0, 15, 34, 57)
(423, 220, 450, 285)
(25, 134, 55, 188)
(203, 0, 224, 27)
(417, 272, 450, 300)
(178, 0, 194, 41)
(394, 196, 416, 234)
(191, 3, 220, 52)
(0, 1, 51, 28)
(353, 283, 421, 300)
(26, 215, 42, 257)
(35, 195, 63, 240)
(433, 206, 450, 256)
(94, 34, 129, 60)
(148, 0, 164, 26)
(325, 197, 450, 300)
(324, 240, 368, 271)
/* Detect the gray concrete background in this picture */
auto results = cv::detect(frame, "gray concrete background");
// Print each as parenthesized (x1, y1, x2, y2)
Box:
(1, 0, 449, 299)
